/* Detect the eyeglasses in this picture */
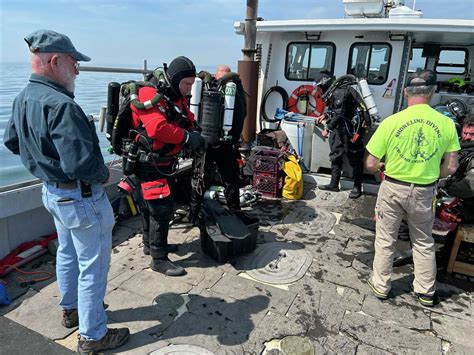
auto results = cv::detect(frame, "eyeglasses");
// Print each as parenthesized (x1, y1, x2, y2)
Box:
(48, 55, 80, 70)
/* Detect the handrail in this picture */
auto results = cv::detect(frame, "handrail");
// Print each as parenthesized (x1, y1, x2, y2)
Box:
(79, 66, 153, 75)
(79, 59, 153, 78)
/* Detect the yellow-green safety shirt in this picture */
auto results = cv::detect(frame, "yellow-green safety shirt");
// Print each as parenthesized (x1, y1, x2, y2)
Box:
(366, 104, 460, 184)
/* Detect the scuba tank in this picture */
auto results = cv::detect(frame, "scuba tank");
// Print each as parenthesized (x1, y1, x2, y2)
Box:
(106, 82, 121, 141)
(223, 82, 236, 138)
(357, 79, 379, 119)
(190, 77, 203, 120)
(200, 89, 222, 145)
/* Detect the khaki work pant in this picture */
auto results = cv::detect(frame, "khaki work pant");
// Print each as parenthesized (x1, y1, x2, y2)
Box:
(371, 180, 437, 296)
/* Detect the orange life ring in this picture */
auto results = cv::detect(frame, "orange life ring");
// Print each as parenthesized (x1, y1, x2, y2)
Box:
(287, 84, 325, 118)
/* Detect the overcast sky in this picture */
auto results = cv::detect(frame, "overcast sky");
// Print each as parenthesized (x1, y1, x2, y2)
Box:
(0, 0, 472, 69)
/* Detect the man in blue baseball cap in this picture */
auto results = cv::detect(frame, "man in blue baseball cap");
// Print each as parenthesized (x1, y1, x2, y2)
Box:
(3, 29, 130, 353)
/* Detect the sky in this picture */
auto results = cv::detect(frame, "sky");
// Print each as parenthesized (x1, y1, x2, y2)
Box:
(0, 0, 472, 70)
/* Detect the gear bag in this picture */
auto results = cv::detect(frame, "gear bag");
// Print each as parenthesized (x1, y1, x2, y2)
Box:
(141, 179, 171, 200)
(282, 154, 303, 200)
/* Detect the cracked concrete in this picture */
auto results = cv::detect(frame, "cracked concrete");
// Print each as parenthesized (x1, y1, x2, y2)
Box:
(1, 182, 473, 354)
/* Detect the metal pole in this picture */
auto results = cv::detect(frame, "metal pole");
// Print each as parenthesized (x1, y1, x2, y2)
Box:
(79, 66, 153, 75)
(242, 0, 258, 62)
(239, 0, 259, 148)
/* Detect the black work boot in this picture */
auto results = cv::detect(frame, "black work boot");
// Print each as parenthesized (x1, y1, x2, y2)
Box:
(349, 186, 362, 199)
(319, 164, 341, 192)
(62, 309, 78, 328)
(143, 243, 178, 255)
(318, 184, 340, 192)
(151, 257, 186, 277)
(62, 303, 109, 329)
(77, 327, 130, 354)
(350, 165, 363, 199)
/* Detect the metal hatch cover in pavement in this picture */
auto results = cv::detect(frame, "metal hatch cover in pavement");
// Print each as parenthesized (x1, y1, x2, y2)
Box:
(153, 293, 185, 314)
(151, 344, 215, 354)
(282, 206, 337, 235)
(246, 241, 312, 284)
(310, 189, 350, 207)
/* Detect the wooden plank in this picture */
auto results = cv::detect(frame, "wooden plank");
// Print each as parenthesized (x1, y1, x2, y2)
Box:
(447, 228, 463, 274)
(452, 261, 474, 277)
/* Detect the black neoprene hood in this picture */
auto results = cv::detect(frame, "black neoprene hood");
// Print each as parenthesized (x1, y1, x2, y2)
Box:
(167, 56, 196, 94)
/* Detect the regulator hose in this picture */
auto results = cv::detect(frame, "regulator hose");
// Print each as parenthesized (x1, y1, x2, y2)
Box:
(261, 86, 289, 123)
(128, 82, 164, 110)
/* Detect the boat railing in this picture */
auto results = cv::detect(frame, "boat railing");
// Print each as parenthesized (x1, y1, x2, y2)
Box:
(79, 59, 153, 79)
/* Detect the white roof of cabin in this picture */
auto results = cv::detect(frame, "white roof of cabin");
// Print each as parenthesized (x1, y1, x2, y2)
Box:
(254, 18, 474, 44)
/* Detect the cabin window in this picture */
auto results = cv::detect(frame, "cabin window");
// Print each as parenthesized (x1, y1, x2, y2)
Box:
(408, 48, 427, 73)
(285, 42, 335, 81)
(435, 48, 467, 75)
(348, 43, 392, 85)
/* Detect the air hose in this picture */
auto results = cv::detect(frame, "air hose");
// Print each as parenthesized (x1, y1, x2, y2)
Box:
(128, 82, 164, 110)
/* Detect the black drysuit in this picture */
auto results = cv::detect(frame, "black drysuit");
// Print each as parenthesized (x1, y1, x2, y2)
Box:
(325, 86, 371, 188)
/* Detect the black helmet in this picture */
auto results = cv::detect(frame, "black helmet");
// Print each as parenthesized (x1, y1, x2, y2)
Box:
(313, 71, 334, 94)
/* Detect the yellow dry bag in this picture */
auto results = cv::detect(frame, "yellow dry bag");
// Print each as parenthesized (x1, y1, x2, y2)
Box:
(282, 154, 303, 199)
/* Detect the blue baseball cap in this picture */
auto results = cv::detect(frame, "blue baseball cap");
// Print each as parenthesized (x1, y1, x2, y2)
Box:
(24, 29, 91, 62)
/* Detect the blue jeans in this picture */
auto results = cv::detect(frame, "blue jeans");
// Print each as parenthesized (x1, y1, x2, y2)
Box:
(42, 182, 115, 340)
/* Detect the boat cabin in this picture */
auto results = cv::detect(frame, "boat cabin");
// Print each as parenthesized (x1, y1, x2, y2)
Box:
(235, 0, 474, 172)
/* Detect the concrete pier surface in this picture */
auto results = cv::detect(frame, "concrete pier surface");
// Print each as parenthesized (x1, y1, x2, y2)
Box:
(1, 180, 472, 354)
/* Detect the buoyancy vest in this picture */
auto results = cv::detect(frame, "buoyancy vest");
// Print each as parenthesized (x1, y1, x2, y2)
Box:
(131, 86, 195, 157)
(326, 86, 371, 133)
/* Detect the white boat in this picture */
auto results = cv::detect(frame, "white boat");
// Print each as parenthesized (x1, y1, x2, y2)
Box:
(1, 0, 473, 269)
(235, 0, 473, 172)
(1, 1, 473, 353)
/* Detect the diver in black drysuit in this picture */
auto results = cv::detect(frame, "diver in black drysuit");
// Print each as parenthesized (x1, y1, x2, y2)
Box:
(317, 74, 371, 199)
(188, 72, 247, 224)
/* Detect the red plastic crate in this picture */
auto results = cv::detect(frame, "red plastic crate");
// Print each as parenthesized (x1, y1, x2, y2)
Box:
(253, 149, 284, 175)
(253, 173, 283, 198)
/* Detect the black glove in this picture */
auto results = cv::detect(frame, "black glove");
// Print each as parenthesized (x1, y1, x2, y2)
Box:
(191, 121, 202, 133)
(183, 131, 206, 154)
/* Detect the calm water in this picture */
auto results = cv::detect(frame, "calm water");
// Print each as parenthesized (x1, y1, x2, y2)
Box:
(0, 62, 214, 187)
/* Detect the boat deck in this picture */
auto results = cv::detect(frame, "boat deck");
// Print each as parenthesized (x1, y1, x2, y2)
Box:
(1, 177, 473, 354)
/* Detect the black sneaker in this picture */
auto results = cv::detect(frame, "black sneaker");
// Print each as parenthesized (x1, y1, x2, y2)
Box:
(62, 309, 78, 328)
(415, 292, 434, 307)
(349, 187, 362, 199)
(318, 184, 339, 192)
(150, 258, 186, 277)
(77, 327, 130, 354)
(367, 279, 389, 300)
